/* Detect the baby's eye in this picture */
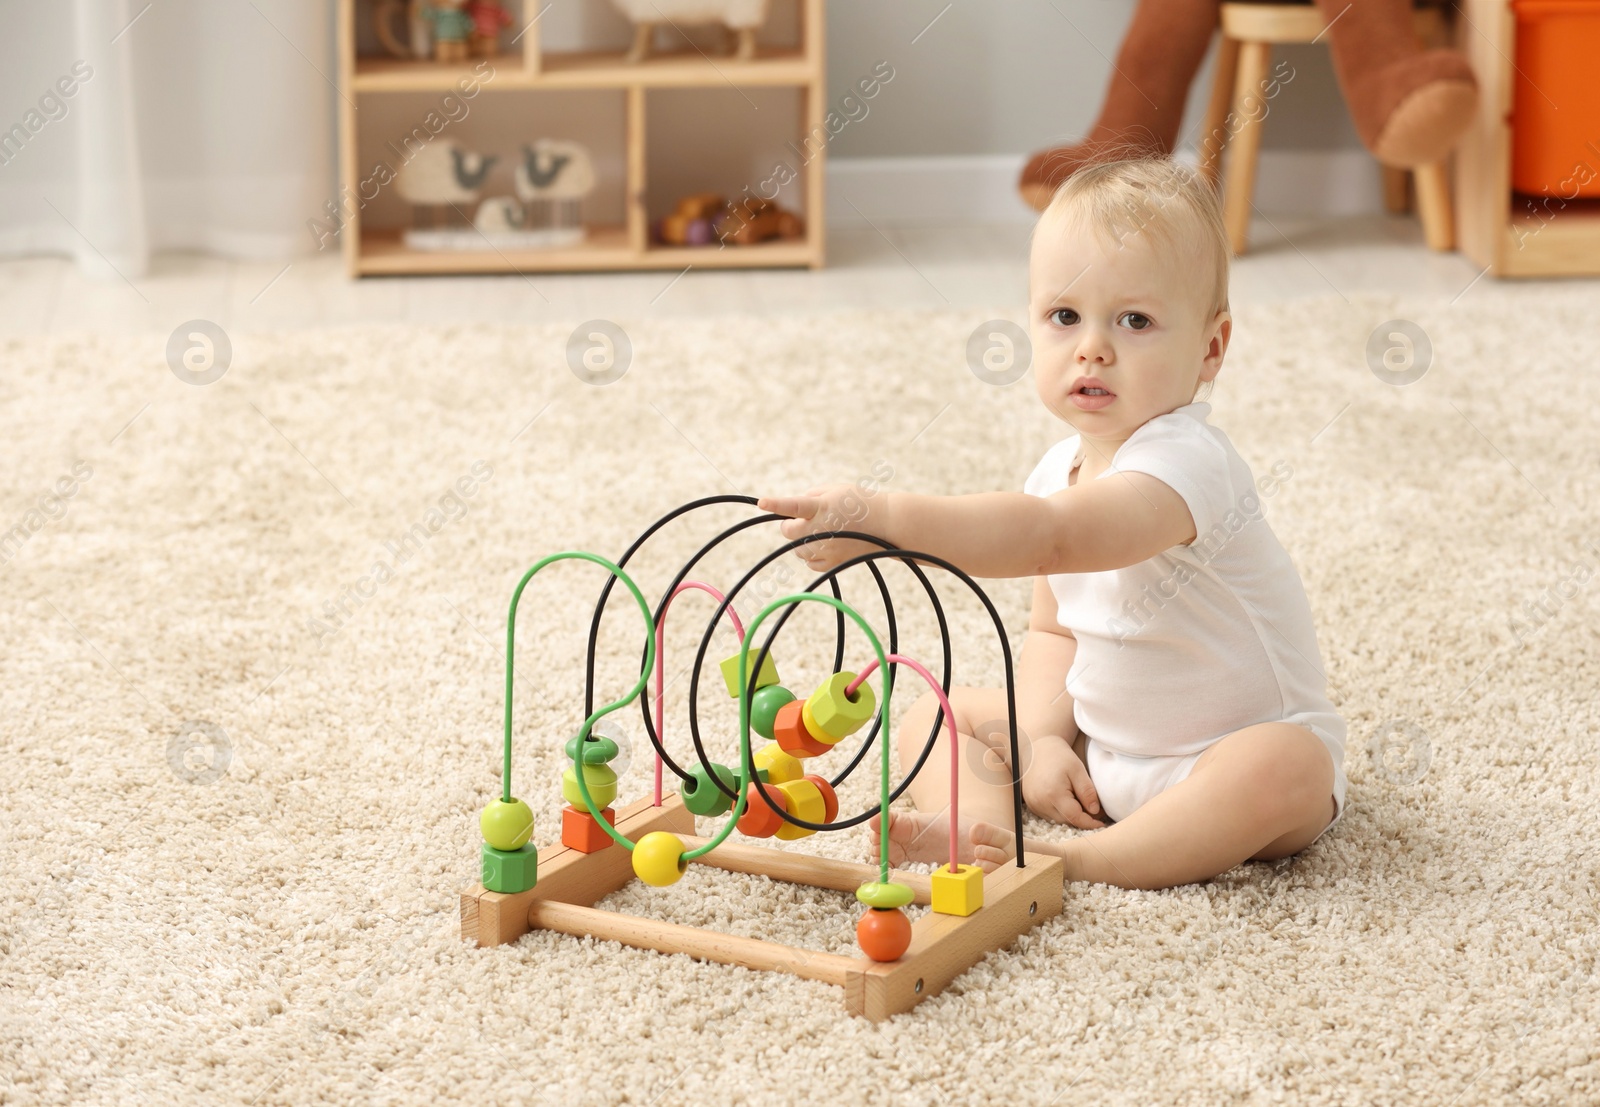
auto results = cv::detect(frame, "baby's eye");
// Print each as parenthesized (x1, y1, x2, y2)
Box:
(1119, 312, 1153, 331)
(1049, 308, 1079, 327)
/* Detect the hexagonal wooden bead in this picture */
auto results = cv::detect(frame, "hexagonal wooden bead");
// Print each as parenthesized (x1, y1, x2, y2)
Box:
(752, 742, 802, 784)
(773, 777, 824, 840)
(561, 763, 619, 814)
(774, 700, 831, 758)
(719, 650, 780, 698)
(560, 804, 616, 853)
(736, 782, 788, 838)
(481, 843, 537, 893)
(803, 774, 838, 823)
(931, 862, 985, 917)
(805, 671, 876, 740)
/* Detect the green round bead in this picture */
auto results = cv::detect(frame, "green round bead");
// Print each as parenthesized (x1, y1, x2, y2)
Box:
(855, 880, 915, 909)
(749, 684, 796, 740)
(562, 763, 619, 813)
(565, 733, 620, 765)
(680, 761, 739, 817)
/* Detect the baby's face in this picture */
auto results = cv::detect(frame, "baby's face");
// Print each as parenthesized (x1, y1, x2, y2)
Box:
(1028, 212, 1228, 443)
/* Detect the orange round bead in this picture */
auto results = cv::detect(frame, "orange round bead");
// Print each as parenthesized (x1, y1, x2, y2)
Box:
(857, 907, 913, 962)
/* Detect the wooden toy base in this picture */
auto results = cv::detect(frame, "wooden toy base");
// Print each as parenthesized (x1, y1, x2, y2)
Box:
(459, 794, 1063, 1020)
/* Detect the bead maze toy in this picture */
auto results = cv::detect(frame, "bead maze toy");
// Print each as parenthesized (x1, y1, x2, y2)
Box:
(458, 496, 1062, 1020)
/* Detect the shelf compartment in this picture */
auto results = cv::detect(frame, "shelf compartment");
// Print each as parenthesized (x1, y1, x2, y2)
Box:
(357, 226, 812, 274)
(354, 48, 814, 92)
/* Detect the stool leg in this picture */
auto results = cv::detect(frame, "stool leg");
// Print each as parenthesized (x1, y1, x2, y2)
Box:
(1412, 161, 1455, 251)
(1198, 34, 1240, 186)
(1222, 40, 1272, 255)
(1382, 166, 1412, 213)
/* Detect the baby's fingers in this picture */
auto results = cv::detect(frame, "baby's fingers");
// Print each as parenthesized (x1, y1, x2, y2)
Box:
(756, 494, 821, 520)
(1062, 747, 1101, 817)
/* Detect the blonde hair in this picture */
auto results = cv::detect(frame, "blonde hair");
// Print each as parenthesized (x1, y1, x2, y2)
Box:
(1033, 155, 1231, 401)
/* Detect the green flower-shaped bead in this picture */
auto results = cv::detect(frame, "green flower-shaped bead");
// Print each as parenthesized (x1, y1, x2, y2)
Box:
(565, 733, 620, 764)
(855, 880, 915, 909)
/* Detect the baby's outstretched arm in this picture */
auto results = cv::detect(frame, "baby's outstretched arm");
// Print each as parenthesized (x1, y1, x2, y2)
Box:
(758, 473, 1196, 578)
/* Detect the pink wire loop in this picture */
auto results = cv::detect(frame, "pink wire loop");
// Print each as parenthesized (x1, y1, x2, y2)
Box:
(850, 656, 963, 873)
(652, 582, 746, 805)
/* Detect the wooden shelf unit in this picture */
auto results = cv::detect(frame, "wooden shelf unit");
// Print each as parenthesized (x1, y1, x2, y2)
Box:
(336, 0, 826, 277)
(1456, 0, 1600, 277)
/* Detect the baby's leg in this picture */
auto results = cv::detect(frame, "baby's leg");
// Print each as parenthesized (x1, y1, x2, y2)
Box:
(866, 686, 1033, 867)
(971, 720, 1336, 889)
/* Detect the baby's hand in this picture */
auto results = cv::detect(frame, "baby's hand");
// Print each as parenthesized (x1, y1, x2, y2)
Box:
(756, 483, 892, 572)
(1019, 736, 1106, 830)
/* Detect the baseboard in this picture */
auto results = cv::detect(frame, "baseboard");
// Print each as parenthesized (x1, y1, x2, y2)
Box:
(826, 148, 1388, 225)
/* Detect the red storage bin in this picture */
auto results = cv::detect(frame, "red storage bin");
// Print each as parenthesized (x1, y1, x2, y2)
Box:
(1510, 0, 1600, 197)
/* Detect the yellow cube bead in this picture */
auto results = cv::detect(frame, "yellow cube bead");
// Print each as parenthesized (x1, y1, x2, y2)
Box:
(773, 778, 824, 840)
(931, 863, 984, 916)
(719, 650, 780, 698)
(752, 742, 802, 785)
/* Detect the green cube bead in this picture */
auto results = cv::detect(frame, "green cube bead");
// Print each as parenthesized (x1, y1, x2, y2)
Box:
(719, 650, 779, 698)
(481, 843, 538, 893)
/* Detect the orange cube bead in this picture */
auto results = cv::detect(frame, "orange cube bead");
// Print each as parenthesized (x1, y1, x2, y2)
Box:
(774, 700, 831, 758)
(561, 804, 616, 853)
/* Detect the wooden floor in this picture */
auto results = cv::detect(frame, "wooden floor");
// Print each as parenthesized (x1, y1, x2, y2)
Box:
(0, 214, 1538, 337)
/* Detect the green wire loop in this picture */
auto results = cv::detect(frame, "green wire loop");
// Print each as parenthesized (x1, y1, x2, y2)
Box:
(682, 592, 893, 882)
(503, 552, 656, 854)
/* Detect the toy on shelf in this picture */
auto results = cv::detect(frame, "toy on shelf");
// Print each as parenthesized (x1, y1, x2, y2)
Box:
(372, 0, 429, 58)
(458, 495, 1063, 1021)
(656, 193, 724, 246)
(465, 0, 513, 58)
(396, 140, 496, 243)
(403, 140, 597, 251)
(610, 0, 772, 62)
(715, 196, 804, 245)
(419, 0, 474, 62)
(655, 193, 805, 247)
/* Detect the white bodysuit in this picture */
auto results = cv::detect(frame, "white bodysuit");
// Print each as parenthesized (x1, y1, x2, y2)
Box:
(1023, 401, 1348, 830)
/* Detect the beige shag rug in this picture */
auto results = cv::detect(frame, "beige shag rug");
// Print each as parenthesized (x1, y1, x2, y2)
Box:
(2, 287, 1598, 1107)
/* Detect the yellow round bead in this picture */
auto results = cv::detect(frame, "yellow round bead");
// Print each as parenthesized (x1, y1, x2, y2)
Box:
(773, 777, 825, 840)
(562, 763, 619, 813)
(479, 797, 534, 852)
(632, 831, 688, 886)
(805, 671, 877, 740)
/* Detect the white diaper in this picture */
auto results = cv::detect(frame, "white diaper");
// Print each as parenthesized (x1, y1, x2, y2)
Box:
(1082, 723, 1347, 840)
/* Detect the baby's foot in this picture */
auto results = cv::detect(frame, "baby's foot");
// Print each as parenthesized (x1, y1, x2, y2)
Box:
(968, 821, 1018, 874)
(866, 809, 982, 867)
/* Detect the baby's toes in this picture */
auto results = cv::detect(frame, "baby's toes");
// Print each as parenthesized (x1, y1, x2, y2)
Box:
(968, 820, 1015, 855)
(972, 844, 1010, 874)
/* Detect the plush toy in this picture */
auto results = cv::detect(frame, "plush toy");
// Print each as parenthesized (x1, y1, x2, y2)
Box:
(421, 0, 474, 64)
(465, 0, 513, 58)
(1017, 0, 1480, 210)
